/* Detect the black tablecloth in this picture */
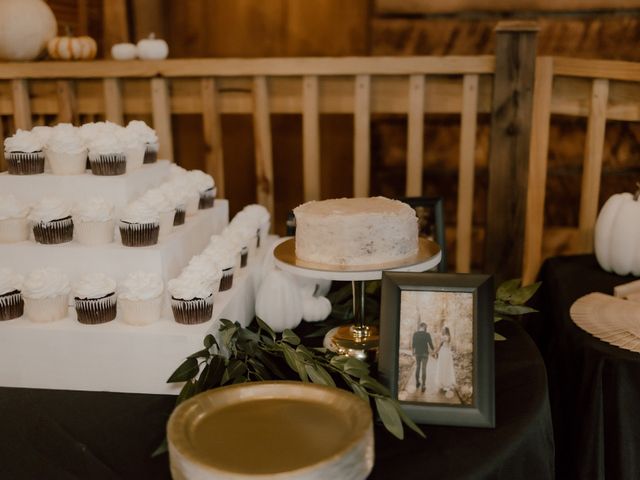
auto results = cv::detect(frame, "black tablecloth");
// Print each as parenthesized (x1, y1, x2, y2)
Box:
(0, 322, 553, 480)
(536, 254, 640, 480)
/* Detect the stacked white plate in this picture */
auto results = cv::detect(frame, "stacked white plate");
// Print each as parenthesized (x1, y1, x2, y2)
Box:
(167, 381, 374, 480)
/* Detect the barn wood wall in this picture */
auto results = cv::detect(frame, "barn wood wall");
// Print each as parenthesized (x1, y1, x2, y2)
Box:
(44, 1, 640, 270)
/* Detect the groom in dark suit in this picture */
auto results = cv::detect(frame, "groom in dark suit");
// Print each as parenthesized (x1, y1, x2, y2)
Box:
(412, 322, 434, 393)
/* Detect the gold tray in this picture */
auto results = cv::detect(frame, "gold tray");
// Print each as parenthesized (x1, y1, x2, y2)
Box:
(168, 381, 374, 480)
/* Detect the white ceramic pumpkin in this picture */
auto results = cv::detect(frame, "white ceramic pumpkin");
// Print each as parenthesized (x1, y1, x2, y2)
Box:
(111, 42, 137, 60)
(302, 295, 332, 323)
(0, 0, 57, 61)
(136, 33, 168, 60)
(48, 35, 97, 60)
(255, 269, 303, 332)
(594, 190, 640, 276)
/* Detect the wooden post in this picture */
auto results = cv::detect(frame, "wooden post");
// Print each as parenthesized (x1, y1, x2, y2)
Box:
(103, 0, 129, 56)
(11, 79, 31, 131)
(56, 80, 78, 124)
(406, 74, 425, 196)
(252, 76, 275, 221)
(0, 118, 5, 172)
(353, 74, 371, 197)
(485, 21, 538, 284)
(201, 77, 225, 197)
(302, 75, 320, 201)
(103, 78, 124, 124)
(151, 78, 174, 161)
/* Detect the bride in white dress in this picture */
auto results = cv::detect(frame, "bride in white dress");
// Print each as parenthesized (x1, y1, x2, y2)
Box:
(436, 326, 457, 396)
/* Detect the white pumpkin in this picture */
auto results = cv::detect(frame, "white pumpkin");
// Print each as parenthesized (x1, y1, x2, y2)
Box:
(302, 295, 332, 323)
(136, 33, 168, 60)
(594, 191, 640, 276)
(255, 269, 303, 332)
(0, 0, 57, 61)
(111, 43, 137, 60)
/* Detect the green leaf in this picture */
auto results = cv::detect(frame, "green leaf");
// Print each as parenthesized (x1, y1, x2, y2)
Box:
(395, 402, 426, 438)
(167, 357, 200, 383)
(151, 438, 168, 457)
(360, 376, 391, 396)
(494, 304, 537, 316)
(305, 363, 336, 387)
(494, 333, 507, 341)
(255, 350, 287, 379)
(226, 359, 247, 381)
(283, 344, 308, 382)
(329, 355, 349, 368)
(365, 280, 381, 295)
(494, 315, 504, 322)
(349, 380, 369, 402)
(375, 397, 404, 440)
(232, 375, 247, 384)
(343, 358, 370, 378)
(176, 379, 197, 405)
(496, 278, 522, 302)
(248, 358, 272, 380)
(255, 317, 276, 340)
(203, 334, 217, 349)
(508, 282, 541, 305)
(220, 324, 238, 348)
(282, 329, 300, 346)
(198, 354, 225, 390)
(219, 318, 235, 330)
(187, 348, 211, 359)
(327, 283, 353, 304)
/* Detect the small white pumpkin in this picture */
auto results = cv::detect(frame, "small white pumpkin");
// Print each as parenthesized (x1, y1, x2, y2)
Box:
(111, 43, 137, 60)
(255, 269, 303, 332)
(136, 33, 168, 60)
(595, 188, 640, 276)
(0, 0, 57, 61)
(302, 295, 332, 323)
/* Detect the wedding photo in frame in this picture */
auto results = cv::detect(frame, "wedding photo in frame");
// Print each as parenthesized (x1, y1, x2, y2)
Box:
(379, 272, 495, 427)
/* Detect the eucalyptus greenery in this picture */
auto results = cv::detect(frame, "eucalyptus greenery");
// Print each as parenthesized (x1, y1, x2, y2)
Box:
(493, 278, 541, 341)
(168, 317, 425, 441)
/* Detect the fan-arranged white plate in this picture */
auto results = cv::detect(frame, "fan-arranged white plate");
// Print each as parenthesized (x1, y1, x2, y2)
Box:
(570, 293, 640, 352)
(167, 381, 374, 480)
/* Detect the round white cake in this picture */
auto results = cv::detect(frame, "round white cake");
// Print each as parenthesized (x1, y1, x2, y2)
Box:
(293, 196, 419, 266)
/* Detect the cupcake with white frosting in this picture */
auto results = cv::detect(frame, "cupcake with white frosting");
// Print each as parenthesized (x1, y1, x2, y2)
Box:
(30, 197, 73, 244)
(73, 273, 117, 324)
(119, 201, 160, 247)
(22, 268, 70, 323)
(45, 125, 87, 175)
(0, 195, 30, 243)
(170, 175, 200, 217)
(4, 130, 45, 175)
(187, 170, 217, 209)
(88, 135, 126, 175)
(223, 224, 256, 268)
(168, 272, 215, 325)
(0, 268, 24, 320)
(138, 188, 174, 239)
(241, 204, 271, 247)
(73, 197, 114, 245)
(31, 126, 53, 146)
(117, 127, 145, 172)
(126, 120, 159, 164)
(183, 255, 222, 291)
(204, 236, 237, 291)
(118, 271, 163, 326)
(158, 182, 190, 226)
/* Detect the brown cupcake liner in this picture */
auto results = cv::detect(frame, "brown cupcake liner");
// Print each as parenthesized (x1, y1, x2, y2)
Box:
(33, 216, 74, 245)
(240, 246, 249, 268)
(7, 152, 45, 175)
(89, 153, 126, 176)
(171, 295, 214, 325)
(173, 208, 186, 226)
(198, 188, 215, 209)
(143, 146, 157, 164)
(0, 290, 24, 320)
(74, 293, 117, 325)
(219, 268, 234, 292)
(119, 221, 159, 247)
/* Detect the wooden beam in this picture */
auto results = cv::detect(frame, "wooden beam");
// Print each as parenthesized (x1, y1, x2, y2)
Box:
(201, 77, 225, 198)
(150, 78, 173, 161)
(302, 75, 321, 201)
(455, 74, 479, 273)
(553, 56, 640, 83)
(485, 21, 538, 283)
(522, 57, 554, 285)
(103, 78, 124, 124)
(11, 79, 31, 130)
(103, 0, 129, 56)
(0, 56, 496, 80)
(578, 78, 609, 252)
(56, 80, 78, 124)
(353, 74, 371, 197)
(131, 0, 166, 41)
(406, 74, 425, 196)
(252, 76, 275, 221)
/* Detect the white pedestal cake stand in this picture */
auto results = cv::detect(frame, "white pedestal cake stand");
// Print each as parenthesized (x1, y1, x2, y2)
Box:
(274, 237, 441, 360)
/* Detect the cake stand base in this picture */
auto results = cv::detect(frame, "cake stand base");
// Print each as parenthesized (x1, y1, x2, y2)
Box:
(323, 325, 380, 362)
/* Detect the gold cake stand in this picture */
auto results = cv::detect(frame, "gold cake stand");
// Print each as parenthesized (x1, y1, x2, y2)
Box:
(273, 237, 441, 361)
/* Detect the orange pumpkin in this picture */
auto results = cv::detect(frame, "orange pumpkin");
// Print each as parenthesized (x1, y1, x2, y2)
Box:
(47, 35, 97, 60)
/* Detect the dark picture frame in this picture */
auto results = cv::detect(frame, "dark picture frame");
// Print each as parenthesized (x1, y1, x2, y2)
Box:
(379, 272, 495, 427)
(399, 197, 446, 272)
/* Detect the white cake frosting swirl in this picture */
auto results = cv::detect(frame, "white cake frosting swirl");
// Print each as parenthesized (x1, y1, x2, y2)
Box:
(119, 271, 163, 301)
(73, 197, 113, 222)
(186, 170, 215, 192)
(223, 224, 255, 249)
(120, 201, 160, 224)
(293, 196, 419, 266)
(22, 268, 70, 299)
(31, 126, 54, 146)
(168, 272, 215, 300)
(158, 182, 192, 209)
(169, 164, 188, 178)
(138, 189, 174, 214)
(73, 272, 117, 299)
(0, 195, 29, 220)
(126, 120, 158, 144)
(116, 127, 145, 149)
(47, 125, 86, 153)
(0, 268, 23, 296)
(28, 197, 71, 223)
(88, 135, 125, 155)
(4, 129, 44, 153)
(241, 204, 270, 224)
(183, 256, 222, 285)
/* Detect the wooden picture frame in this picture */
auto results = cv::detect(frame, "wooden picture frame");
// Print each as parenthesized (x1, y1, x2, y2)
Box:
(379, 272, 495, 427)
(399, 196, 446, 272)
